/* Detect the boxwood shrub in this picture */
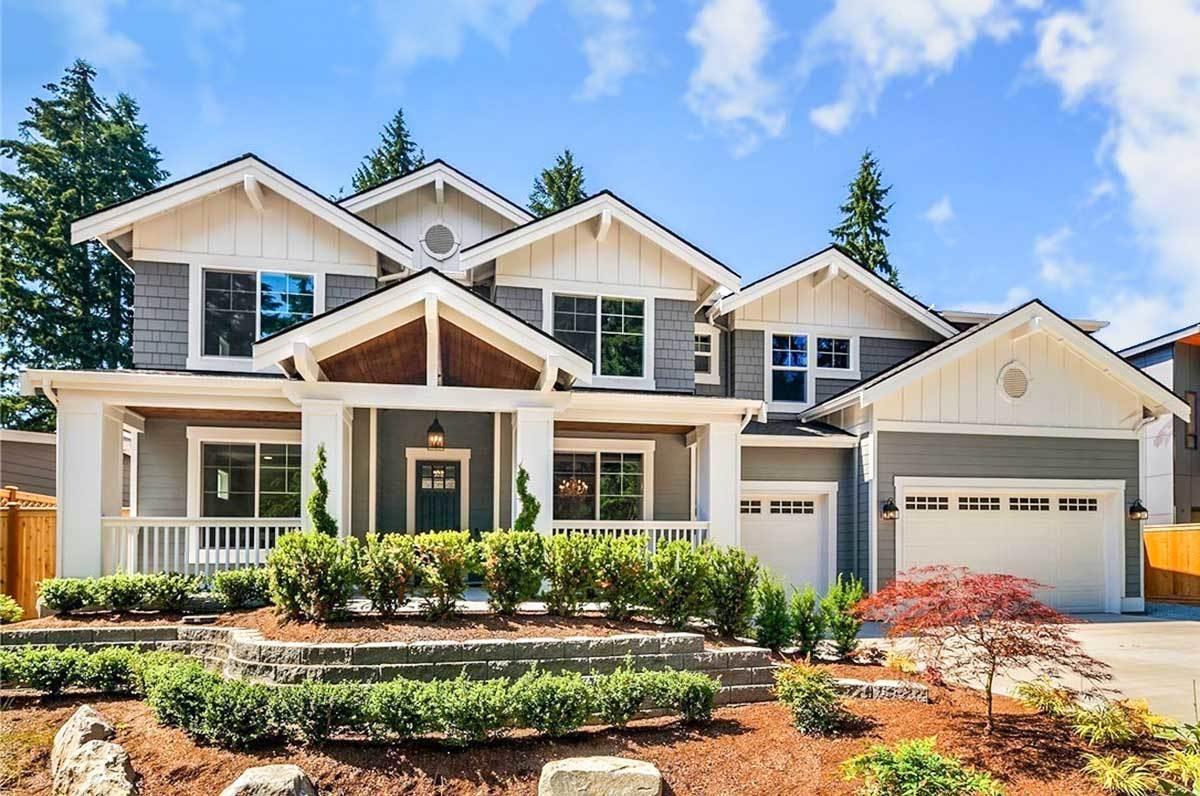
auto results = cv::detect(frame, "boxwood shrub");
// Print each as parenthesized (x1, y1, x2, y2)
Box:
(647, 540, 711, 629)
(479, 530, 544, 615)
(38, 577, 96, 613)
(542, 533, 596, 616)
(413, 531, 477, 619)
(357, 533, 417, 616)
(592, 535, 650, 621)
(267, 531, 358, 621)
(211, 568, 270, 610)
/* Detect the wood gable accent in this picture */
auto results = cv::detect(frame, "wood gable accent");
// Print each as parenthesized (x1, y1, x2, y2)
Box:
(318, 317, 426, 384)
(440, 319, 539, 389)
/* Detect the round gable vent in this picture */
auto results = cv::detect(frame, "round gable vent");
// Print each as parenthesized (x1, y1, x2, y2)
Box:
(421, 222, 458, 261)
(998, 361, 1030, 402)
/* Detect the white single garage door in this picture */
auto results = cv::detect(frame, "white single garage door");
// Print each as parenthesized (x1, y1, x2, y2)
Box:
(739, 493, 832, 592)
(898, 487, 1109, 612)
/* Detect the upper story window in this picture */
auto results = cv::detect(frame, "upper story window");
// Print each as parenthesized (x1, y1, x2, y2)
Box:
(816, 337, 851, 370)
(770, 333, 808, 403)
(203, 269, 314, 358)
(552, 294, 645, 378)
(694, 323, 720, 385)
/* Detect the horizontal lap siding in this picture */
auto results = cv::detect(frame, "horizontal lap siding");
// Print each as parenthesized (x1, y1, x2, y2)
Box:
(0, 440, 56, 496)
(875, 432, 1141, 596)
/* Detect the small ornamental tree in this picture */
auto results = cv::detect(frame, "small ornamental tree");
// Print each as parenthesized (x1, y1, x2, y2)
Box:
(307, 443, 338, 537)
(513, 464, 541, 533)
(857, 566, 1110, 733)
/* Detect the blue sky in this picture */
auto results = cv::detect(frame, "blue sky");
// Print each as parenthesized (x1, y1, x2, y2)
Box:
(4, 0, 1198, 348)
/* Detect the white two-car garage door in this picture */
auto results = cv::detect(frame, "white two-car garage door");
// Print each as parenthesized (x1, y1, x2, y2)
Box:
(739, 489, 833, 592)
(896, 482, 1116, 613)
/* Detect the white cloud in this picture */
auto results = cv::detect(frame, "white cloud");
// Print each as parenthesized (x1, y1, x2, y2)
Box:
(1090, 291, 1175, 350)
(571, 0, 641, 100)
(802, 0, 1029, 134)
(36, 0, 146, 77)
(955, 285, 1033, 315)
(685, 0, 785, 157)
(924, 195, 954, 226)
(1034, 225, 1090, 289)
(1033, 0, 1200, 347)
(373, 0, 540, 71)
(1085, 178, 1116, 204)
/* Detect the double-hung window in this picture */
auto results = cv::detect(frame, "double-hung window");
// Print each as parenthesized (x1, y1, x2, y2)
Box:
(552, 295, 645, 378)
(200, 441, 302, 518)
(770, 334, 808, 403)
(203, 269, 315, 358)
(816, 337, 851, 370)
(694, 323, 720, 385)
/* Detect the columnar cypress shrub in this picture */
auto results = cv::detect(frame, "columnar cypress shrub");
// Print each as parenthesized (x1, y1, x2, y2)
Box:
(646, 540, 711, 629)
(754, 574, 792, 651)
(479, 530, 544, 615)
(790, 584, 826, 658)
(542, 533, 596, 616)
(705, 546, 760, 637)
(358, 533, 417, 615)
(266, 531, 358, 621)
(592, 535, 650, 621)
(307, 443, 338, 536)
(821, 574, 865, 657)
(413, 531, 477, 619)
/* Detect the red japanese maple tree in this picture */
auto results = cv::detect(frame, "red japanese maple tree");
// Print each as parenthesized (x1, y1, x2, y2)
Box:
(857, 566, 1110, 732)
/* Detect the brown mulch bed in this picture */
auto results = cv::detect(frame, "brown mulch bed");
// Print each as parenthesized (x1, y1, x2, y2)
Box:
(1, 687, 1108, 795)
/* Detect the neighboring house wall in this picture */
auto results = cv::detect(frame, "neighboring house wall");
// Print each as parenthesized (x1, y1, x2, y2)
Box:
(326, 275, 376, 310)
(654, 299, 696, 392)
(0, 439, 56, 496)
(1133, 349, 1177, 525)
(1174, 343, 1200, 522)
(554, 430, 692, 521)
(874, 432, 1142, 596)
(132, 261, 190, 369)
(493, 286, 543, 327)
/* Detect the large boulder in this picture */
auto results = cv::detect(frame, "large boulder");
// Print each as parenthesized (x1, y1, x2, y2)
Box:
(51, 705, 115, 779)
(539, 757, 662, 796)
(218, 764, 318, 796)
(52, 740, 138, 796)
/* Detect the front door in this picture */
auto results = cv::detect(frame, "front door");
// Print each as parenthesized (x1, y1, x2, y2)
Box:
(415, 461, 462, 531)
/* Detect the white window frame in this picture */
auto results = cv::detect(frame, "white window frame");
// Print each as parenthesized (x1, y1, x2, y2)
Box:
(546, 291, 655, 390)
(763, 326, 860, 411)
(552, 437, 656, 520)
(404, 447, 471, 533)
(185, 426, 303, 518)
(187, 263, 326, 372)
(694, 322, 721, 385)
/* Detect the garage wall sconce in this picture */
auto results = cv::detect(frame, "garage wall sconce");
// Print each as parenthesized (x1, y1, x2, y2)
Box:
(1128, 499, 1149, 522)
(880, 497, 900, 520)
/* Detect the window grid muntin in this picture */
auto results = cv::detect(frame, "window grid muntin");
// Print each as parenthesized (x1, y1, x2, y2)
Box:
(769, 499, 815, 515)
(816, 337, 851, 370)
(959, 496, 1001, 511)
(201, 440, 301, 519)
(258, 443, 302, 518)
(1009, 496, 1051, 511)
(552, 295, 598, 363)
(740, 499, 762, 515)
(905, 495, 949, 511)
(1059, 497, 1099, 512)
(259, 272, 314, 338)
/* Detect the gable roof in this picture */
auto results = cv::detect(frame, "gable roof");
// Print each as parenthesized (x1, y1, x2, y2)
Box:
(801, 298, 1190, 422)
(70, 153, 414, 268)
(940, 309, 1108, 333)
(714, 246, 958, 338)
(338, 159, 534, 225)
(458, 190, 741, 292)
(252, 267, 593, 384)
(1119, 321, 1200, 359)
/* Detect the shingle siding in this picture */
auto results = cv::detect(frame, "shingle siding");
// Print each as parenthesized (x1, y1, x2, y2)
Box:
(325, 274, 376, 310)
(132, 261, 189, 369)
(494, 286, 543, 327)
(654, 299, 695, 392)
(815, 378, 859, 403)
(732, 329, 764, 400)
(859, 337, 936, 381)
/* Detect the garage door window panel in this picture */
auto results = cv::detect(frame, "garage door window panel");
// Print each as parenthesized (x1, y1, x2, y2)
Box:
(959, 496, 1000, 511)
(905, 495, 949, 510)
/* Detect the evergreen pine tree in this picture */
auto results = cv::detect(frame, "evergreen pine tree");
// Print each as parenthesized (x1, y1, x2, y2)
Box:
(528, 149, 586, 217)
(830, 150, 899, 286)
(350, 108, 425, 194)
(0, 60, 167, 430)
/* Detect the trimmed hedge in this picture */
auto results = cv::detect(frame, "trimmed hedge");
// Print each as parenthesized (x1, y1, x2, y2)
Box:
(0, 646, 719, 749)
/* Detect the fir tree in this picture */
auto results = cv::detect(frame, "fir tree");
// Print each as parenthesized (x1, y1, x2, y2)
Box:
(0, 60, 167, 431)
(528, 149, 586, 217)
(350, 108, 424, 194)
(830, 150, 899, 286)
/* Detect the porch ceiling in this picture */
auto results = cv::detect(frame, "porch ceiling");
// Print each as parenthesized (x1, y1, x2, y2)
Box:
(316, 317, 426, 384)
(554, 420, 695, 435)
(128, 406, 300, 425)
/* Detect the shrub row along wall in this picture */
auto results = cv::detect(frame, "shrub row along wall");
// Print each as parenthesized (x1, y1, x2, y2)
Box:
(0, 626, 778, 705)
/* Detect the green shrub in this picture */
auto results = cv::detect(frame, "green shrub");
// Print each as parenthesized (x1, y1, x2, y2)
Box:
(144, 659, 219, 730)
(592, 662, 650, 727)
(145, 573, 201, 612)
(276, 682, 367, 743)
(513, 670, 593, 736)
(543, 533, 597, 616)
(267, 531, 358, 621)
(38, 577, 96, 613)
(199, 678, 282, 748)
(1082, 754, 1159, 796)
(1070, 699, 1168, 748)
(775, 664, 847, 735)
(366, 679, 435, 740)
(211, 568, 269, 610)
(790, 585, 825, 658)
(648, 669, 720, 723)
(82, 646, 139, 693)
(430, 676, 513, 745)
(480, 530, 544, 615)
(592, 535, 650, 621)
(841, 737, 1006, 795)
(753, 574, 792, 651)
(706, 546, 759, 637)
(646, 540, 710, 629)
(512, 464, 541, 532)
(0, 649, 18, 684)
(13, 645, 90, 694)
(414, 531, 477, 619)
(358, 533, 417, 615)
(127, 650, 188, 696)
(94, 573, 154, 611)
(0, 593, 22, 624)
(307, 442, 338, 536)
(1013, 677, 1077, 718)
(821, 574, 865, 657)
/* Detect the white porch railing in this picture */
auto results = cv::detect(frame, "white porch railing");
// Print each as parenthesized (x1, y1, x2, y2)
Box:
(100, 517, 302, 576)
(550, 521, 709, 551)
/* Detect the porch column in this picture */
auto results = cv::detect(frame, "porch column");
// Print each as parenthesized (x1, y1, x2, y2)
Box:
(513, 406, 554, 534)
(56, 394, 124, 577)
(300, 399, 352, 536)
(696, 421, 740, 548)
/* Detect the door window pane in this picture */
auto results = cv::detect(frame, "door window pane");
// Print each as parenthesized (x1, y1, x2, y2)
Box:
(202, 443, 256, 517)
(552, 295, 597, 362)
(600, 298, 644, 377)
(258, 443, 301, 518)
(599, 452, 642, 520)
(260, 272, 314, 337)
(553, 452, 596, 520)
(203, 271, 257, 357)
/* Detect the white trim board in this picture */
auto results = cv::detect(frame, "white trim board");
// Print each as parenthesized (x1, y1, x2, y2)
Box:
(739, 434, 858, 448)
(404, 447, 471, 533)
(874, 420, 1140, 439)
(740, 479, 839, 593)
(0, 429, 56, 445)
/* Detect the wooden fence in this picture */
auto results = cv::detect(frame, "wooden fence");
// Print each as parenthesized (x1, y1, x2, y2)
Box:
(1, 487, 57, 618)
(1144, 524, 1200, 604)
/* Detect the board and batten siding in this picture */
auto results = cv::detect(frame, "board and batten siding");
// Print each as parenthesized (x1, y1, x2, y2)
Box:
(733, 275, 939, 339)
(874, 432, 1142, 596)
(355, 183, 514, 271)
(873, 331, 1143, 431)
(133, 184, 376, 269)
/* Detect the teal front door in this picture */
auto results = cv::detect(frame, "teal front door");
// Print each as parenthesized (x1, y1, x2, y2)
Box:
(415, 461, 462, 531)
